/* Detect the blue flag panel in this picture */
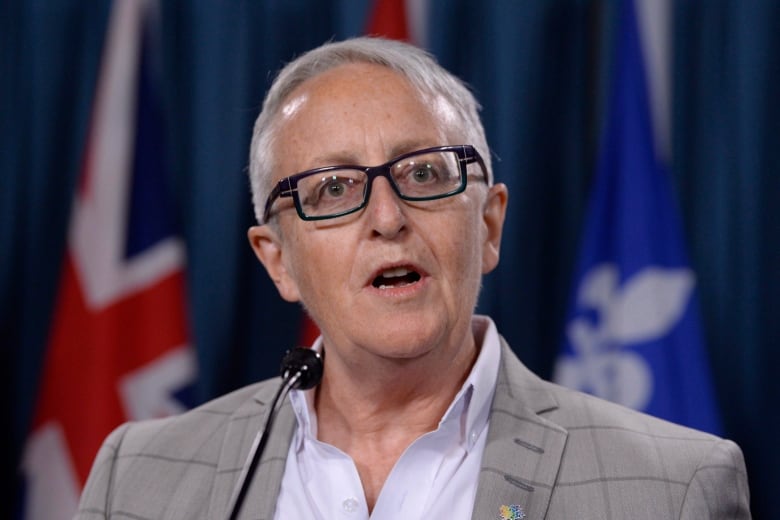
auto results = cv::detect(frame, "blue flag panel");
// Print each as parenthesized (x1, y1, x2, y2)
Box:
(553, 0, 721, 434)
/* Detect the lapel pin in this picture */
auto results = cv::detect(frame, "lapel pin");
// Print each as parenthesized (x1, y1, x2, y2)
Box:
(499, 504, 526, 519)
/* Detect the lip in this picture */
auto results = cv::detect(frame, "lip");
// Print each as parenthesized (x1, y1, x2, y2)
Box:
(364, 262, 430, 296)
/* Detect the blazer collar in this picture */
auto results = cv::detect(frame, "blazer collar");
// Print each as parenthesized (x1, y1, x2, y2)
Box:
(209, 379, 296, 520)
(471, 338, 569, 520)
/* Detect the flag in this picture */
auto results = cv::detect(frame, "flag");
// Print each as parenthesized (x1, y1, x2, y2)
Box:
(552, 0, 722, 434)
(20, 1, 197, 517)
(366, 0, 410, 41)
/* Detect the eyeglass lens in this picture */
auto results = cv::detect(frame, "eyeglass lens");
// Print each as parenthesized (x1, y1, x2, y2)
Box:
(296, 149, 462, 218)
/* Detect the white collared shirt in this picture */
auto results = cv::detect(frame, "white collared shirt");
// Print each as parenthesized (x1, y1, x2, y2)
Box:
(274, 315, 501, 520)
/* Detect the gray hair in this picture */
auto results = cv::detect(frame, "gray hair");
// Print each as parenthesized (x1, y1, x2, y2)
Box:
(248, 36, 492, 224)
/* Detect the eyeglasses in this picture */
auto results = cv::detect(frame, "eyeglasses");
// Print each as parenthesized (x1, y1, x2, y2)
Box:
(262, 144, 488, 223)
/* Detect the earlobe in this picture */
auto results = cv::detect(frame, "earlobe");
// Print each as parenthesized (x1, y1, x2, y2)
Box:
(481, 183, 508, 274)
(247, 225, 301, 302)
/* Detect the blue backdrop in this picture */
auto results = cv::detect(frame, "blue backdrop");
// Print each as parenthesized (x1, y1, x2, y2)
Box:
(2, 1, 778, 517)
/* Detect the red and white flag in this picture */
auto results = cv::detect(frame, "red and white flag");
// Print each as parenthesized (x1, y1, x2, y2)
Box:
(366, 0, 429, 45)
(20, 1, 196, 518)
(366, 0, 411, 40)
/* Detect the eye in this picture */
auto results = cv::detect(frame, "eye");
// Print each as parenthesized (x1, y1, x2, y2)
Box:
(324, 178, 348, 198)
(305, 174, 362, 206)
(397, 160, 440, 184)
(410, 163, 436, 183)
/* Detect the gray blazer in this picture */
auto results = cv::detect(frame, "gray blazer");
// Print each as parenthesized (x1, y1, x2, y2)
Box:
(76, 340, 751, 519)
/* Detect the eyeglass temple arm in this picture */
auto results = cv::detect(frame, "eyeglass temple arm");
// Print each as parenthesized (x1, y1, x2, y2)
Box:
(262, 178, 295, 223)
(462, 147, 490, 184)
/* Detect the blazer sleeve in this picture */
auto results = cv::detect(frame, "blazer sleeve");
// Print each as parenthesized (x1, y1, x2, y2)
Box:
(679, 438, 751, 519)
(74, 422, 132, 519)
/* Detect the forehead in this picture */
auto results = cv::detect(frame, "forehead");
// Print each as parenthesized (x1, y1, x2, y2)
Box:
(271, 63, 462, 177)
(281, 62, 426, 121)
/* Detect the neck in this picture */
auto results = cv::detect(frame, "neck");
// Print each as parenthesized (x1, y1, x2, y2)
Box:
(314, 327, 477, 439)
(312, 331, 478, 513)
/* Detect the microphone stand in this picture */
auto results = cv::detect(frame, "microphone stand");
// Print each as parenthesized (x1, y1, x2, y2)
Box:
(225, 347, 323, 520)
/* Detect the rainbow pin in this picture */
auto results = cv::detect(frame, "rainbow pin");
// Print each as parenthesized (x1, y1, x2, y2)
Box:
(499, 504, 526, 520)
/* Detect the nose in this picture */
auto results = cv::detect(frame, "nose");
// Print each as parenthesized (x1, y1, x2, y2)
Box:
(365, 176, 406, 238)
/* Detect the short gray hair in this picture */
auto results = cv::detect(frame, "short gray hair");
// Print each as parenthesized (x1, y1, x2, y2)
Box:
(248, 36, 492, 224)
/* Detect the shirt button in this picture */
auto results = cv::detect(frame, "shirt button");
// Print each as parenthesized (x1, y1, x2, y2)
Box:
(342, 497, 359, 513)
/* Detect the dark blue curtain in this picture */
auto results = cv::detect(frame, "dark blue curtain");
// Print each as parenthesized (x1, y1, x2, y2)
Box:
(2, 1, 777, 517)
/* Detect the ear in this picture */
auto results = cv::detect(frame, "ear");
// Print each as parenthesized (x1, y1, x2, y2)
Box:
(481, 183, 508, 274)
(248, 225, 302, 302)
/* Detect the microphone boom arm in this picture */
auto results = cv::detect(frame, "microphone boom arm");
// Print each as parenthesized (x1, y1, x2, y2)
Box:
(225, 347, 323, 520)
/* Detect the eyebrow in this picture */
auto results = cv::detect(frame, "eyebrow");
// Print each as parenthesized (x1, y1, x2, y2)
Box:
(387, 140, 442, 160)
(304, 140, 443, 170)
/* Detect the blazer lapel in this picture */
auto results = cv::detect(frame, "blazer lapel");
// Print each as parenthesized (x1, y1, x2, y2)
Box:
(208, 380, 296, 520)
(472, 340, 568, 520)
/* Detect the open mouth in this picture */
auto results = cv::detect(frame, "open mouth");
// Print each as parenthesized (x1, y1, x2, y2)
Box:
(371, 266, 422, 289)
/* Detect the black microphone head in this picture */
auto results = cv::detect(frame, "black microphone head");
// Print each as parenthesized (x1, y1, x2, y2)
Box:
(280, 347, 323, 390)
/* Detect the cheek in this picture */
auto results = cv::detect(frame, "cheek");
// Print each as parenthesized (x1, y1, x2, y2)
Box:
(435, 208, 485, 287)
(280, 229, 318, 294)
(462, 222, 486, 279)
(285, 232, 356, 306)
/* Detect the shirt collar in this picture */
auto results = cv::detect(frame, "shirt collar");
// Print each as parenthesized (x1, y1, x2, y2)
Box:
(288, 315, 501, 452)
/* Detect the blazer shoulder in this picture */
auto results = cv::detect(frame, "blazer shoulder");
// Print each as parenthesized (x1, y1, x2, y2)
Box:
(129, 377, 283, 456)
(494, 341, 751, 518)
(546, 379, 716, 437)
(76, 378, 281, 518)
(553, 385, 751, 517)
(499, 340, 747, 506)
(498, 338, 724, 442)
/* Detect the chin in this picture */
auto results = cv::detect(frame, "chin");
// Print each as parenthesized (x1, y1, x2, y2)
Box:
(361, 320, 448, 360)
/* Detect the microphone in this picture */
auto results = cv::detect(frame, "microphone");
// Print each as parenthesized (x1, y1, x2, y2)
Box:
(226, 347, 323, 520)
(280, 347, 323, 390)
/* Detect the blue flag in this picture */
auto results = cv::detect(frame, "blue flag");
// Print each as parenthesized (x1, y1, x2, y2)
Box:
(552, 0, 721, 434)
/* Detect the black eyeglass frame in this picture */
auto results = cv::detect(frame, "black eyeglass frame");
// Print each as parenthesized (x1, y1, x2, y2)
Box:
(261, 144, 488, 223)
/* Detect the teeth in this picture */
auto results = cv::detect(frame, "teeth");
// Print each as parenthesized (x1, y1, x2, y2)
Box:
(378, 282, 410, 290)
(382, 267, 410, 278)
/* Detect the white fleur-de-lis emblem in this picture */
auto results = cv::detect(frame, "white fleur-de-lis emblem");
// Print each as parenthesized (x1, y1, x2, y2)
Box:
(554, 263, 694, 409)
